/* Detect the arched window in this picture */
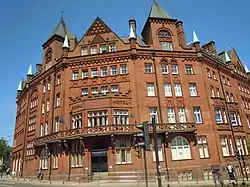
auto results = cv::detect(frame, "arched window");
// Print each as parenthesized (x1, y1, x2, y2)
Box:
(40, 148, 48, 169)
(45, 49, 52, 70)
(45, 49, 52, 61)
(171, 136, 191, 160)
(161, 61, 169, 74)
(158, 30, 173, 51)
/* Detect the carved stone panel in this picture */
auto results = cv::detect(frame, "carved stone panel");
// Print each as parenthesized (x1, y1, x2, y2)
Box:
(166, 98, 174, 106)
(71, 104, 83, 112)
(227, 103, 238, 110)
(212, 98, 225, 106)
(112, 99, 130, 106)
(176, 97, 185, 106)
(91, 34, 105, 44)
(70, 75, 130, 88)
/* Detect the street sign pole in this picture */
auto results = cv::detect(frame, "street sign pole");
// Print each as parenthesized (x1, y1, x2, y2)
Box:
(143, 147, 148, 187)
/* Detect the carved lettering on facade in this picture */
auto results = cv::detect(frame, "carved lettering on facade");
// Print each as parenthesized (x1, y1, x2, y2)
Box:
(72, 104, 83, 111)
(113, 100, 129, 106)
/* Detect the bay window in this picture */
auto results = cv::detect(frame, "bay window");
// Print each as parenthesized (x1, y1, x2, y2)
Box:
(88, 110, 108, 126)
(113, 110, 129, 125)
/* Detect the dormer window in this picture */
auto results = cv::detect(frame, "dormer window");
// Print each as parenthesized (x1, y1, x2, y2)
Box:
(100, 45, 107, 53)
(90, 46, 97, 55)
(81, 47, 88, 56)
(109, 44, 116, 52)
(158, 30, 173, 51)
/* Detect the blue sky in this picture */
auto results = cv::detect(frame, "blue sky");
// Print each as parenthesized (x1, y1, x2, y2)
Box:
(0, 0, 248, 144)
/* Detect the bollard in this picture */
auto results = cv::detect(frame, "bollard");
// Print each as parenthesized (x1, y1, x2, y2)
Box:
(137, 172, 141, 187)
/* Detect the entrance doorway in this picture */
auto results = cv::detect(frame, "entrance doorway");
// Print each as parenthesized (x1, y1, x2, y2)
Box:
(91, 149, 108, 172)
(91, 140, 108, 172)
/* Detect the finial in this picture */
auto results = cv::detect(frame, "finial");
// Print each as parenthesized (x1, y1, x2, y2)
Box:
(224, 51, 231, 63)
(63, 35, 70, 49)
(27, 64, 32, 75)
(193, 30, 199, 43)
(17, 80, 22, 91)
(60, 4, 64, 20)
(244, 64, 249, 73)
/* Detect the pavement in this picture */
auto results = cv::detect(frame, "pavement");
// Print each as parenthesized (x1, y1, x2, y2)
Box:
(0, 175, 250, 187)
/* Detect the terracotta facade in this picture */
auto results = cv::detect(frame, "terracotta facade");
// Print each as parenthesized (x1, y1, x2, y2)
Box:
(12, 2, 250, 181)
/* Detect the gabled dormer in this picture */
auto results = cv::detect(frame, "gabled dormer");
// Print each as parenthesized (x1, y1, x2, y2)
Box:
(70, 17, 125, 57)
(141, 1, 189, 51)
(42, 18, 76, 72)
(228, 48, 248, 76)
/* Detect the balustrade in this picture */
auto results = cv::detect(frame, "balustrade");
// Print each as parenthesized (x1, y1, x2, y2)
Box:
(33, 123, 196, 146)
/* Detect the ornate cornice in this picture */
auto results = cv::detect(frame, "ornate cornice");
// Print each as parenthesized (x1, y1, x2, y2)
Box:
(149, 18, 177, 25)
(202, 52, 249, 84)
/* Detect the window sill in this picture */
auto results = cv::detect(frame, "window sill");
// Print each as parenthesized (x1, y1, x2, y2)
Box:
(195, 122, 203, 125)
(52, 168, 58, 170)
(190, 96, 199, 98)
(172, 158, 193, 161)
(200, 157, 210, 159)
(146, 96, 157, 98)
(71, 166, 83, 168)
(153, 161, 165, 163)
(144, 72, 154, 74)
(222, 155, 233, 158)
(116, 162, 133, 165)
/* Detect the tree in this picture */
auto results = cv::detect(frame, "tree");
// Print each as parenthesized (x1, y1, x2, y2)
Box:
(0, 138, 12, 159)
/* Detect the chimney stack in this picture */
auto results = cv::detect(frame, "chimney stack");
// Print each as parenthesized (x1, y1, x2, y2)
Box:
(129, 19, 137, 49)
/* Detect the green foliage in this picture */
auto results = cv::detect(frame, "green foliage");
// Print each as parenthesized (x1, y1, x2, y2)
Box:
(0, 138, 12, 158)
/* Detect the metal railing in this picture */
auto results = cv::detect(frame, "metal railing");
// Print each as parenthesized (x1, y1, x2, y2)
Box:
(8, 166, 250, 186)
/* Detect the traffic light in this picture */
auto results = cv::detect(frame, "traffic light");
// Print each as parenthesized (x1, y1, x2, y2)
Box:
(135, 121, 150, 151)
(236, 150, 241, 161)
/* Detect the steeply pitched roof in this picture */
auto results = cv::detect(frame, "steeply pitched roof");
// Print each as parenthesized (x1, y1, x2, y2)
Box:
(50, 19, 74, 39)
(148, 1, 172, 19)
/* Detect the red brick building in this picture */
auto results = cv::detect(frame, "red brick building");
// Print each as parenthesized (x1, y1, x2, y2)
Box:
(12, 1, 250, 181)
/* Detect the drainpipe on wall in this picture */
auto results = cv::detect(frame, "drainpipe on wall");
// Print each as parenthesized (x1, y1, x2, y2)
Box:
(49, 68, 57, 180)
(216, 62, 245, 181)
(21, 88, 31, 178)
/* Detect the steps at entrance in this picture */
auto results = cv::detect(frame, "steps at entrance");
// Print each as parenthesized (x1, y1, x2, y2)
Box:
(92, 172, 109, 180)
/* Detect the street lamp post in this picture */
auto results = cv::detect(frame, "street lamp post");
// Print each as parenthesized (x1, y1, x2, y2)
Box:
(152, 116, 162, 187)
